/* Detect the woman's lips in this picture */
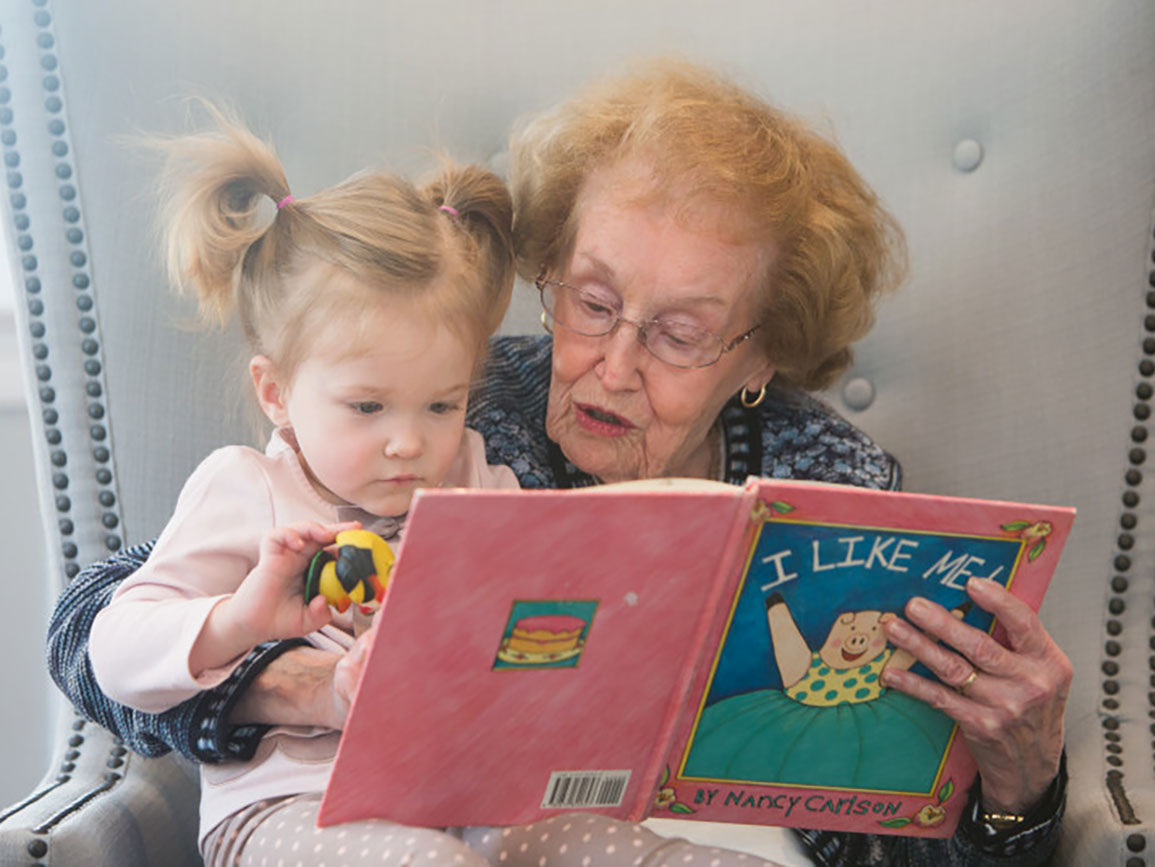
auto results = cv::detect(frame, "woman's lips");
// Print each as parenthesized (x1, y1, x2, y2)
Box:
(575, 402, 636, 438)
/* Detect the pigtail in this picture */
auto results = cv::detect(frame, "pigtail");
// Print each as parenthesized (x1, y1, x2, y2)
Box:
(422, 163, 516, 337)
(152, 102, 292, 326)
(148, 110, 515, 377)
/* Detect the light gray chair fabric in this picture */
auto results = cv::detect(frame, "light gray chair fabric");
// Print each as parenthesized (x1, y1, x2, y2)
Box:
(0, 1, 1153, 864)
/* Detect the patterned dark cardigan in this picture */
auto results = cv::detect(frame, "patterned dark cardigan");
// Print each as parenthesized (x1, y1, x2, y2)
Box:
(47, 335, 1062, 866)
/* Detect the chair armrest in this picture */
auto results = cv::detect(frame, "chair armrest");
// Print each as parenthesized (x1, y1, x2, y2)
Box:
(1057, 712, 1155, 865)
(0, 702, 201, 866)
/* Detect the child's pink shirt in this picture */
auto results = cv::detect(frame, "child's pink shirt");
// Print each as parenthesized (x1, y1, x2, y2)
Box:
(90, 427, 518, 844)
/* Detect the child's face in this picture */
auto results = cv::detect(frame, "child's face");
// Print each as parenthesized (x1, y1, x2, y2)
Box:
(273, 302, 477, 518)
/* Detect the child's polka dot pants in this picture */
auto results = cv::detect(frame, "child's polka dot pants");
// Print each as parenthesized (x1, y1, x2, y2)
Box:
(202, 793, 785, 867)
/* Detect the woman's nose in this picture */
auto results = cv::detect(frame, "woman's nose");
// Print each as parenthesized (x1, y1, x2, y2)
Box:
(595, 321, 646, 390)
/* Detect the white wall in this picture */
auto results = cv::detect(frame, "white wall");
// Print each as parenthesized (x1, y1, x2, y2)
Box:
(0, 238, 53, 807)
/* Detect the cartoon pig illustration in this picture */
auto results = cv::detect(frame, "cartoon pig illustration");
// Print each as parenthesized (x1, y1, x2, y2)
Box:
(680, 593, 970, 791)
(765, 592, 916, 707)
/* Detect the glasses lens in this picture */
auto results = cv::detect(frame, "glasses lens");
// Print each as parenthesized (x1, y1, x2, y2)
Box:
(646, 320, 722, 368)
(545, 282, 618, 337)
(538, 277, 728, 368)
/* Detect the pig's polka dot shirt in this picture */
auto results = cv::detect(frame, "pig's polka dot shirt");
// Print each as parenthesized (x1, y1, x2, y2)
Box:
(788, 650, 892, 706)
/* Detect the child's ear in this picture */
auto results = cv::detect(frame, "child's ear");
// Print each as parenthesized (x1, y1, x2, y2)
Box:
(250, 355, 290, 427)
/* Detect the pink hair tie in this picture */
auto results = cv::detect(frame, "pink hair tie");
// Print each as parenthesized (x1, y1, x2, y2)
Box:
(276, 195, 295, 210)
(438, 204, 460, 218)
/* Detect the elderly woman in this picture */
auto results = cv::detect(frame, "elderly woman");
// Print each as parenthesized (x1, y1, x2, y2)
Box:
(49, 60, 1069, 866)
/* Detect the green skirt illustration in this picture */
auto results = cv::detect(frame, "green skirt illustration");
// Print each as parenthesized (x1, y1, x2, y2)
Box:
(682, 685, 955, 792)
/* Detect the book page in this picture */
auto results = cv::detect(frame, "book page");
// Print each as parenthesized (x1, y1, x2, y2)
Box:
(320, 485, 749, 829)
(656, 479, 1074, 838)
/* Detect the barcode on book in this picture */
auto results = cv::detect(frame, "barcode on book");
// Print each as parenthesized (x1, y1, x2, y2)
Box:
(541, 770, 631, 809)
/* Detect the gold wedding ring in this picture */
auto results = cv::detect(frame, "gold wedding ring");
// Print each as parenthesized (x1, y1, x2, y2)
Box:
(957, 669, 979, 695)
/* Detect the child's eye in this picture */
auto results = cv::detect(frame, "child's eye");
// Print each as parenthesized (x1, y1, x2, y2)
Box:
(429, 401, 460, 415)
(352, 402, 382, 415)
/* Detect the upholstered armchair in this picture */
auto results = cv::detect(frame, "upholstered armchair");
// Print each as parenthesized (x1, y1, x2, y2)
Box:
(1, 1, 1152, 864)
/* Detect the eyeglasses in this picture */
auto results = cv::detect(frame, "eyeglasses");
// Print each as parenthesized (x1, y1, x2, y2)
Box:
(536, 275, 761, 370)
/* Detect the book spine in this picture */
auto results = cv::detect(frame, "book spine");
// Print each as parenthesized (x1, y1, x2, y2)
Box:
(633, 490, 760, 820)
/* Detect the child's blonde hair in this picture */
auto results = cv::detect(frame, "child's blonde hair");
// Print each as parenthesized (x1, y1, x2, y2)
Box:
(155, 104, 515, 379)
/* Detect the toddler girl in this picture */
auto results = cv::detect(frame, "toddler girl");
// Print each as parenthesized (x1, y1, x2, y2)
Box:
(88, 108, 521, 862)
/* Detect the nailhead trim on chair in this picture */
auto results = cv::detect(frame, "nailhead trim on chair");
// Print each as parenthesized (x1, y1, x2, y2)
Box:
(1, 0, 123, 588)
(1136, 227, 1155, 866)
(0, 16, 76, 589)
(1111, 219, 1155, 862)
(2, 4, 127, 857)
(30, 0, 124, 561)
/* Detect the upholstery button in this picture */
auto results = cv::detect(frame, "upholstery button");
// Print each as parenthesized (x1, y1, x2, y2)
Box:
(952, 139, 984, 172)
(842, 376, 875, 411)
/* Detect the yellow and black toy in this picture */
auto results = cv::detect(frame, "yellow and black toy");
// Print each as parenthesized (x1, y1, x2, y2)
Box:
(304, 529, 395, 615)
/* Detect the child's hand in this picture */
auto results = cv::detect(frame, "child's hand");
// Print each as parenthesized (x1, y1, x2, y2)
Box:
(238, 521, 363, 640)
(190, 521, 359, 676)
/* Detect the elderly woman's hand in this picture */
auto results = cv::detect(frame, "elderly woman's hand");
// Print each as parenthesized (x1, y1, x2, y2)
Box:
(230, 622, 377, 732)
(331, 620, 377, 723)
(880, 577, 1071, 814)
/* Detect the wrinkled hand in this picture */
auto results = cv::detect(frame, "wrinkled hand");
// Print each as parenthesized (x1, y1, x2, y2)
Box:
(330, 616, 378, 727)
(881, 577, 1071, 814)
(228, 618, 378, 732)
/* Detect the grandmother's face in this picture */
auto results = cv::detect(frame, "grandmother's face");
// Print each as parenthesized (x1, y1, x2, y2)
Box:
(545, 167, 775, 484)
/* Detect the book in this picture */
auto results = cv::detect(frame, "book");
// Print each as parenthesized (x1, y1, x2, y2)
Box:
(317, 478, 1074, 839)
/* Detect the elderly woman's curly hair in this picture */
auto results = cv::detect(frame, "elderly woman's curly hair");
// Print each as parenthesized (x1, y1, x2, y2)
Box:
(509, 58, 907, 391)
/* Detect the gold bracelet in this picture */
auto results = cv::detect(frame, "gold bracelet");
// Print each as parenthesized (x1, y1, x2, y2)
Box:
(981, 810, 1026, 830)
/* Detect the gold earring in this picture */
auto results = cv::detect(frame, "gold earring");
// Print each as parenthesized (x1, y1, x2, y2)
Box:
(740, 384, 766, 408)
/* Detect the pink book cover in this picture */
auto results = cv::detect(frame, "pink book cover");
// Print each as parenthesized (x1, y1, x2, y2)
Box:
(655, 479, 1074, 839)
(318, 484, 757, 829)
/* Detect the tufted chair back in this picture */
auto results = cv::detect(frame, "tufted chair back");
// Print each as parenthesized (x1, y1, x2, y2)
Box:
(0, 1, 1153, 864)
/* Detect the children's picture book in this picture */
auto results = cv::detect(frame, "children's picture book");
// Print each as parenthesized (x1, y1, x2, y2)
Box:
(318, 478, 1074, 839)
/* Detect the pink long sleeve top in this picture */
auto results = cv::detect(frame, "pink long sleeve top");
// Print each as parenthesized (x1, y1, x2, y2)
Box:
(90, 427, 518, 844)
